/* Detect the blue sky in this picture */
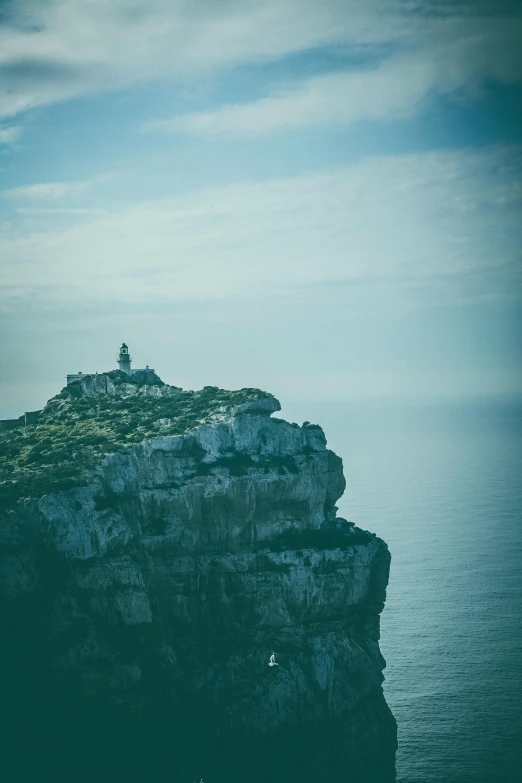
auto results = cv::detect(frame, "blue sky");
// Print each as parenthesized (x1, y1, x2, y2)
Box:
(1, 0, 521, 417)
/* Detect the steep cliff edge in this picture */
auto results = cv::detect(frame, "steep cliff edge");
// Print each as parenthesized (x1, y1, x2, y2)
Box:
(0, 373, 396, 783)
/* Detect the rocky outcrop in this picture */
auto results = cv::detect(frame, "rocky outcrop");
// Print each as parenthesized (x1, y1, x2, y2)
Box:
(0, 376, 396, 783)
(46, 368, 169, 405)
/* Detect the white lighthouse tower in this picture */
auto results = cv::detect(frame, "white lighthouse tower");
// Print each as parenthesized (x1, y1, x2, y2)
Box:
(117, 342, 132, 375)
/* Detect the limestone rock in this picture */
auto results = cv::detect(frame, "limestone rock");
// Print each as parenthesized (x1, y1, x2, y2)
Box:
(0, 380, 396, 783)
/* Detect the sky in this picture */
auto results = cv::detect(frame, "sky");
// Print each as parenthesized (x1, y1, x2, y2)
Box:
(1, 0, 522, 418)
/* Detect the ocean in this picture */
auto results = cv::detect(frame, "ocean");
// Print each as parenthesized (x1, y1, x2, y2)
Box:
(281, 398, 522, 783)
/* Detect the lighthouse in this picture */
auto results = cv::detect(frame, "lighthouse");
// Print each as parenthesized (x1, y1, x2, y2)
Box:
(66, 342, 155, 384)
(117, 342, 132, 375)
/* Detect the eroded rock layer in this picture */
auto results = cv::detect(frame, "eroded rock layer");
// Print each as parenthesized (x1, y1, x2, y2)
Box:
(0, 376, 396, 783)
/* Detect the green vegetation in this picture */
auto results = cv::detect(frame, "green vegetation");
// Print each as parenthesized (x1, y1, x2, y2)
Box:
(0, 376, 271, 509)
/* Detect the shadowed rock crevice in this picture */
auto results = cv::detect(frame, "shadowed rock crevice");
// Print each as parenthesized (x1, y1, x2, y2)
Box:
(0, 373, 396, 782)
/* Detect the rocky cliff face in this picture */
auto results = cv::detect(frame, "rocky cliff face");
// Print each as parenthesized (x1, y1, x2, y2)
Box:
(0, 374, 396, 783)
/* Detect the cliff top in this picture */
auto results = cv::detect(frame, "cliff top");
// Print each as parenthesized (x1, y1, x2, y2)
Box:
(0, 372, 282, 509)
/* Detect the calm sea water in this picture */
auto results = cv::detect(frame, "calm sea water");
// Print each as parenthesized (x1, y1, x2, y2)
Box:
(282, 399, 522, 783)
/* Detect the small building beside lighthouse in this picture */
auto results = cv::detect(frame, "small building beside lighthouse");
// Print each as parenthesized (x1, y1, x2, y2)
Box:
(66, 342, 154, 385)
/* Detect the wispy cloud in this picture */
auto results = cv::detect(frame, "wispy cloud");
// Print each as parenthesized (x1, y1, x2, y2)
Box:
(1, 145, 520, 310)
(145, 18, 522, 137)
(2, 1, 521, 122)
(14, 207, 107, 216)
(3, 180, 91, 200)
(0, 125, 22, 144)
(2, 174, 114, 201)
(0, 0, 406, 119)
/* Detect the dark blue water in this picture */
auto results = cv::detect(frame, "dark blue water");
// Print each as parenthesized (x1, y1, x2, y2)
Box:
(281, 399, 522, 783)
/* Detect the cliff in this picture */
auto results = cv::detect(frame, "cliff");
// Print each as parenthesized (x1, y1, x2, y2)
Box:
(0, 373, 396, 783)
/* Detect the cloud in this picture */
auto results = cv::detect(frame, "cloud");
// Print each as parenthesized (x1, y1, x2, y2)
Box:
(0, 125, 22, 144)
(1, 145, 520, 312)
(14, 207, 106, 215)
(0, 1, 407, 119)
(2, 174, 114, 201)
(145, 17, 522, 137)
(3, 181, 90, 200)
(1, 1, 521, 121)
